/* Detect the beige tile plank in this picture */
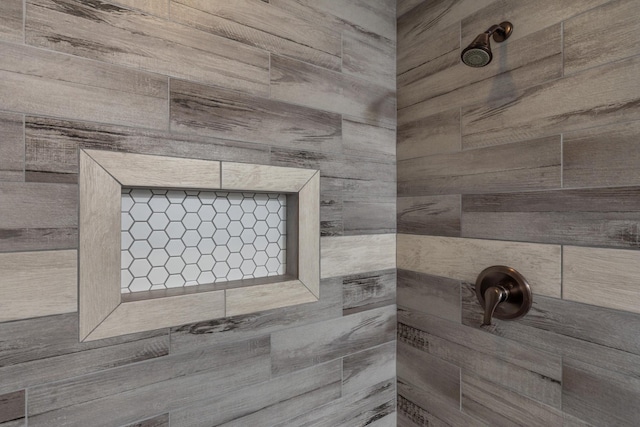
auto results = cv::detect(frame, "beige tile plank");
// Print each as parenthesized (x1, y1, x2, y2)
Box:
(398, 136, 561, 196)
(563, 245, 640, 315)
(270, 55, 396, 124)
(0, 250, 77, 322)
(397, 195, 461, 237)
(0, 42, 167, 129)
(320, 234, 396, 279)
(0, 228, 77, 253)
(270, 305, 395, 375)
(0, 182, 76, 229)
(0, 0, 23, 43)
(0, 112, 24, 182)
(343, 341, 396, 395)
(462, 55, 640, 148)
(397, 269, 460, 322)
(298, 172, 320, 296)
(226, 281, 317, 317)
(563, 119, 640, 188)
(342, 28, 395, 89)
(398, 108, 460, 161)
(85, 149, 220, 189)
(170, 0, 341, 71)
(26, 0, 270, 96)
(111, 0, 169, 17)
(170, 79, 342, 152)
(221, 162, 315, 192)
(398, 234, 561, 298)
(342, 115, 395, 160)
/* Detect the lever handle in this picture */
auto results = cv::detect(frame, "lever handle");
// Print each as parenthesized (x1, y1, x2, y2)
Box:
(482, 285, 508, 325)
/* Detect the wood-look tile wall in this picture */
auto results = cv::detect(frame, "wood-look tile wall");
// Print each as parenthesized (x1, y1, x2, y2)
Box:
(397, 0, 640, 426)
(0, 0, 396, 425)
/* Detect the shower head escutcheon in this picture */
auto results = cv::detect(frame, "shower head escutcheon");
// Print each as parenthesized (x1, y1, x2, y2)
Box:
(461, 21, 513, 67)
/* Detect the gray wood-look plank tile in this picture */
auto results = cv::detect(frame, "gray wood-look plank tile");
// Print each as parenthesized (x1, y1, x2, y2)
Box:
(0, 391, 24, 425)
(461, 372, 563, 427)
(112, 0, 169, 17)
(398, 108, 460, 161)
(342, 269, 396, 315)
(27, 0, 270, 96)
(397, 195, 461, 237)
(170, 277, 341, 352)
(0, 42, 168, 129)
(563, 119, 640, 188)
(0, 112, 24, 182)
(271, 305, 395, 376)
(169, 360, 341, 427)
(24, 116, 269, 183)
(565, 0, 640, 75)
(0, 0, 23, 43)
(320, 177, 343, 236)
(123, 414, 169, 427)
(397, 269, 460, 322)
(170, 79, 342, 152)
(398, 136, 561, 196)
(462, 187, 640, 248)
(344, 201, 396, 236)
(343, 342, 395, 395)
(0, 313, 168, 395)
(272, 380, 396, 427)
(563, 358, 640, 427)
(0, 227, 77, 252)
(396, 0, 424, 17)
(342, 115, 395, 160)
(270, 55, 396, 124)
(171, 0, 341, 71)
(461, 55, 640, 148)
(342, 28, 395, 89)
(397, 396, 428, 427)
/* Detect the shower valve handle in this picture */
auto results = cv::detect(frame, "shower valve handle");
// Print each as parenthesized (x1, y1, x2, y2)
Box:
(475, 266, 532, 326)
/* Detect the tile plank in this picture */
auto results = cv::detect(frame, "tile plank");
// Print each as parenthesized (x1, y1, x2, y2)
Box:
(0, 182, 76, 229)
(398, 108, 460, 161)
(0, 0, 23, 43)
(397, 195, 461, 237)
(0, 112, 24, 182)
(112, 0, 169, 17)
(343, 201, 396, 235)
(342, 115, 395, 160)
(321, 234, 396, 279)
(0, 391, 24, 425)
(27, 0, 270, 96)
(342, 269, 396, 315)
(122, 414, 169, 427)
(397, 269, 460, 322)
(342, 28, 395, 88)
(398, 136, 561, 196)
(343, 342, 396, 395)
(397, 0, 424, 18)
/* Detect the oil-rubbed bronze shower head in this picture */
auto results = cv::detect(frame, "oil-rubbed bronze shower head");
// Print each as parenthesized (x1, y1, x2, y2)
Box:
(461, 21, 513, 67)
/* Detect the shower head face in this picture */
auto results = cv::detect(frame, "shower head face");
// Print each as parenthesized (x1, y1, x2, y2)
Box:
(461, 33, 493, 67)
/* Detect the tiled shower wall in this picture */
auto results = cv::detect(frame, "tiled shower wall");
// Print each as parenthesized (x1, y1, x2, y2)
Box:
(0, 1, 396, 425)
(397, 0, 640, 426)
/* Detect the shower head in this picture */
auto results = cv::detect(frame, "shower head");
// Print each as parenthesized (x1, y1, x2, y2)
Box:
(461, 21, 513, 67)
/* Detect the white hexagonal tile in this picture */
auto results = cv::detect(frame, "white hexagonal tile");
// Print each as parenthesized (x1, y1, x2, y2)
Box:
(266, 213, 280, 228)
(148, 213, 169, 231)
(166, 274, 183, 288)
(254, 193, 268, 205)
(148, 248, 169, 267)
(213, 246, 230, 261)
(253, 221, 268, 236)
(227, 205, 243, 221)
(240, 259, 256, 275)
(254, 205, 269, 221)
(254, 251, 268, 267)
(129, 240, 152, 259)
(166, 239, 186, 256)
(228, 221, 242, 237)
(182, 264, 200, 281)
(121, 269, 133, 287)
(198, 205, 215, 222)
(148, 267, 169, 285)
(129, 259, 152, 277)
(182, 230, 201, 247)
(227, 252, 243, 269)
(266, 242, 280, 257)
(213, 212, 230, 229)
(149, 195, 169, 213)
(129, 222, 152, 240)
(240, 244, 256, 260)
(198, 271, 215, 283)
(254, 265, 268, 277)
(166, 222, 186, 239)
(241, 213, 257, 228)
(228, 237, 243, 253)
(266, 199, 280, 213)
(121, 250, 134, 269)
(198, 254, 215, 271)
(183, 213, 200, 230)
(213, 197, 230, 212)
(121, 212, 134, 231)
(166, 190, 186, 203)
(121, 232, 134, 250)
(266, 228, 281, 243)
(150, 284, 165, 291)
(130, 189, 152, 203)
(278, 205, 287, 220)
(198, 192, 216, 205)
(265, 258, 280, 273)
(242, 198, 257, 213)
(130, 203, 152, 221)
(151, 189, 167, 195)
(197, 222, 215, 238)
(213, 229, 230, 245)
(241, 229, 256, 244)
(182, 247, 200, 264)
(213, 262, 230, 278)
(227, 193, 242, 205)
(227, 268, 243, 281)
(253, 236, 268, 251)
(129, 277, 152, 292)
(166, 256, 185, 274)
(166, 204, 186, 221)
(182, 195, 200, 213)
(148, 230, 170, 249)
(197, 238, 215, 254)
(122, 192, 134, 211)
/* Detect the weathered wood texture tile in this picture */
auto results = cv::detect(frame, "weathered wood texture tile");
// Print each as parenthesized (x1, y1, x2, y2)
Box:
(270, 55, 396, 124)
(564, 245, 640, 315)
(320, 177, 343, 236)
(271, 305, 395, 376)
(343, 342, 396, 395)
(321, 234, 396, 279)
(462, 187, 640, 248)
(112, 0, 169, 17)
(342, 29, 395, 88)
(397, 195, 460, 236)
(27, 0, 270, 96)
(397, 269, 460, 322)
(0, 42, 168, 129)
(397, 108, 460, 161)
(123, 414, 169, 427)
(170, 80, 342, 152)
(398, 136, 561, 196)
(343, 201, 396, 235)
(461, 55, 640, 148)
(342, 269, 396, 315)
(0, 391, 24, 425)
(396, 0, 423, 18)
(0, 0, 23, 43)
(398, 394, 457, 427)
(342, 115, 395, 160)
(0, 112, 24, 182)
(563, 119, 640, 189)
(397, 234, 562, 298)
(171, 0, 341, 71)
(0, 183, 76, 230)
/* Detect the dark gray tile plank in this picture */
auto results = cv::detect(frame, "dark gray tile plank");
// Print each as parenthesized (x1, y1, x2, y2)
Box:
(343, 201, 396, 236)
(461, 373, 563, 427)
(563, 358, 640, 427)
(463, 187, 640, 248)
(397, 269, 460, 322)
(0, 112, 24, 182)
(342, 269, 396, 315)
(170, 79, 342, 152)
(342, 28, 395, 88)
(27, 0, 270, 96)
(342, 115, 395, 161)
(0, 391, 24, 425)
(170, 277, 341, 353)
(398, 136, 561, 196)
(0, 41, 168, 130)
(123, 414, 169, 427)
(397, 395, 432, 427)
(343, 342, 396, 395)
(25, 116, 270, 183)
(461, 55, 640, 148)
(270, 54, 396, 124)
(170, 360, 341, 427)
(170, 0, 341, 71)
(398, 195, 461, 237)
(0, 0, 23, 43)
(271, 305, 395, 376)
(398, 108, 460, 161)
(563, 119, 640, 188)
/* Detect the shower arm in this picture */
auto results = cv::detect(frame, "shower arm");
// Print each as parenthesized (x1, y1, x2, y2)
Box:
(482, 22, 513, 42)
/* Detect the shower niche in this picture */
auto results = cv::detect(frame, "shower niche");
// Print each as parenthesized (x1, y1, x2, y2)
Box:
(78, 149, 319, 342)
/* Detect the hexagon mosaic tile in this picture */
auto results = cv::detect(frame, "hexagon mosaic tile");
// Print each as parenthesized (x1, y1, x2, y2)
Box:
(121, 189, 287, 293)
